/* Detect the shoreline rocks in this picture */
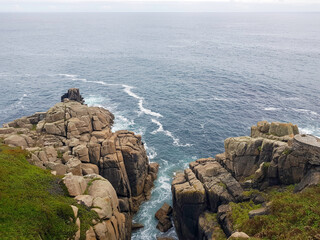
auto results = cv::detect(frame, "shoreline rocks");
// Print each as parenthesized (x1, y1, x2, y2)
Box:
(0, 89, 159, 240)
(172, 121, 320, 239)
(155, 203, 173, 232)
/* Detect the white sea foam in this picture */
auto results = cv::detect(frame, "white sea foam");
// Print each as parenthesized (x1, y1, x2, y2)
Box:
(213, 97, 228, 101)
(59, 74, 163, 119)
(113, 115, 135, 132)
(264, 107, 281, 111)
(58, 73, 77, 78)
(151, 119, 192, 147)
(122, 84, 141, 100)
(299, 126, 320, 137)
(144, 143, 157, 160)
(122, 84, 163, 118)
(59, 73, 119, 86)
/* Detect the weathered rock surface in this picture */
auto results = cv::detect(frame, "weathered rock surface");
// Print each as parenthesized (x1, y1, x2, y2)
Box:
(228, 232, 250, 239)
(0, 89, 159, 240)
(155, 203, 173, 233)
(172, 158, 243, 239)
(198, 211, 226, 240)
(61, 88, 84, 104)
(172, 121, 320, 240)
(248, 207, 269, 219)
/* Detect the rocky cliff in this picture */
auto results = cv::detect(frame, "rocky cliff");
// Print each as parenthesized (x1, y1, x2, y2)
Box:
(172, 121, 320, 240)
(0, 88, 159, 239)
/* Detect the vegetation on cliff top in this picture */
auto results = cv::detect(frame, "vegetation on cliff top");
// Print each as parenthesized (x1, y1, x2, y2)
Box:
(0, 144, 97, 240)
(231, 185, 320, 239)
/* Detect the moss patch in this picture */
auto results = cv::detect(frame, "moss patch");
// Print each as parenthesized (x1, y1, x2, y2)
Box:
(203, 212, 226, 240)
(282, 148, 293, 155)
(0, 144, 98, 240)
(31, 124, 37, 131)
(232, 185, 320, 239)
(229, 201, 262, 230)
(218, 182, 227, 189)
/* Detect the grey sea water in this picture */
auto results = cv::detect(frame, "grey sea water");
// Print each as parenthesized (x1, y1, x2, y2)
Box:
(0, 12, 320, 239)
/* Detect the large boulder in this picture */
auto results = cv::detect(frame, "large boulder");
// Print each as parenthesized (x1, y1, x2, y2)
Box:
(61, 88, 84, 104)
(4, 135, 28, 148)
(190, 158, 243, 212)
(223, 137, 263, 179)
(172, 169, 206, 239)
(63, 173, 87, 197)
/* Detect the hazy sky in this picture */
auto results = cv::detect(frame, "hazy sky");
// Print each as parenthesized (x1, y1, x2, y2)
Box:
(1, 0, 320, 12)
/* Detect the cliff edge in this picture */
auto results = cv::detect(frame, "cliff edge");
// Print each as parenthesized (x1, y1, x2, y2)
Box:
(0, 88, 159, 240)
(172, 121, 320, 240)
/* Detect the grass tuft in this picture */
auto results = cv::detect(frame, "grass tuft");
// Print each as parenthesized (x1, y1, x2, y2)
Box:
(0, 144, 98, 240)
(231, 185, 320, 239)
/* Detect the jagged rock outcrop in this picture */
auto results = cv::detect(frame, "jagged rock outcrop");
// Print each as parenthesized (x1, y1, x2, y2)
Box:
(172, 121, 320, 240)
(155, 203, 173, 232)
(0, 89, 159, 240)
(61, 88, 85, 104)
(63, 173, 128, 240)
(172, 158, 243, 239)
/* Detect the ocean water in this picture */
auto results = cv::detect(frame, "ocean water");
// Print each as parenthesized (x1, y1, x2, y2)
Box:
(1, 13, 320, 239)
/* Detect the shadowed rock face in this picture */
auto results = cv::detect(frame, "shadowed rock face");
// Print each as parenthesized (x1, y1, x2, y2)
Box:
(172, 158, 243, 239)
(61, 88, 84, 104)
(0, 89, 159, 240)
(172, 121, 320, 240)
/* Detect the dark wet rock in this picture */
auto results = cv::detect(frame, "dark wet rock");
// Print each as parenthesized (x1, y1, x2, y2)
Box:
(131, 222, 144, 231)
(294, 167, 320, 193)
(61, 88, 84, 104)
(156, 216, 173, 232)
(155, 203, 173, 220)
(156, 237, 175, 240)
(217, 204, 234, 237)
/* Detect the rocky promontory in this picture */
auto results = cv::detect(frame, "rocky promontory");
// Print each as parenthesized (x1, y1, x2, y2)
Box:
(0, 88, 159, 239)
(172, 121, 320, 239)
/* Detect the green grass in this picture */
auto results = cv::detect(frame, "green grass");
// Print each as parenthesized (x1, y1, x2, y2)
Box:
(0, 144, 98, 240)
(242, 189, 264, 198)
(31, 124, 37, 131)
(57, 150, 63, 159)
(262, 162, 271, 170)
(282, 148, 293, 155)
(231, 185, 320, 239)
(243, 174, 256, 181)
(229, 201, 262, 231)
(204, 212, 226, 240)
(218, 182, 227, 189)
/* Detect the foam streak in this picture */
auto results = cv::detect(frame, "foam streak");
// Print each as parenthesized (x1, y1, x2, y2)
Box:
(151, 119, 192, 147)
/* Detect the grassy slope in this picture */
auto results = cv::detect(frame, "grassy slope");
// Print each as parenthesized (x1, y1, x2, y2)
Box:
(0, 144, 97, 240)
(231, 185, 320, 240)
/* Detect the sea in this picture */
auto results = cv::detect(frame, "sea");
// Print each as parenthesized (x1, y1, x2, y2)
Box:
(0, 12, 320, 239)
